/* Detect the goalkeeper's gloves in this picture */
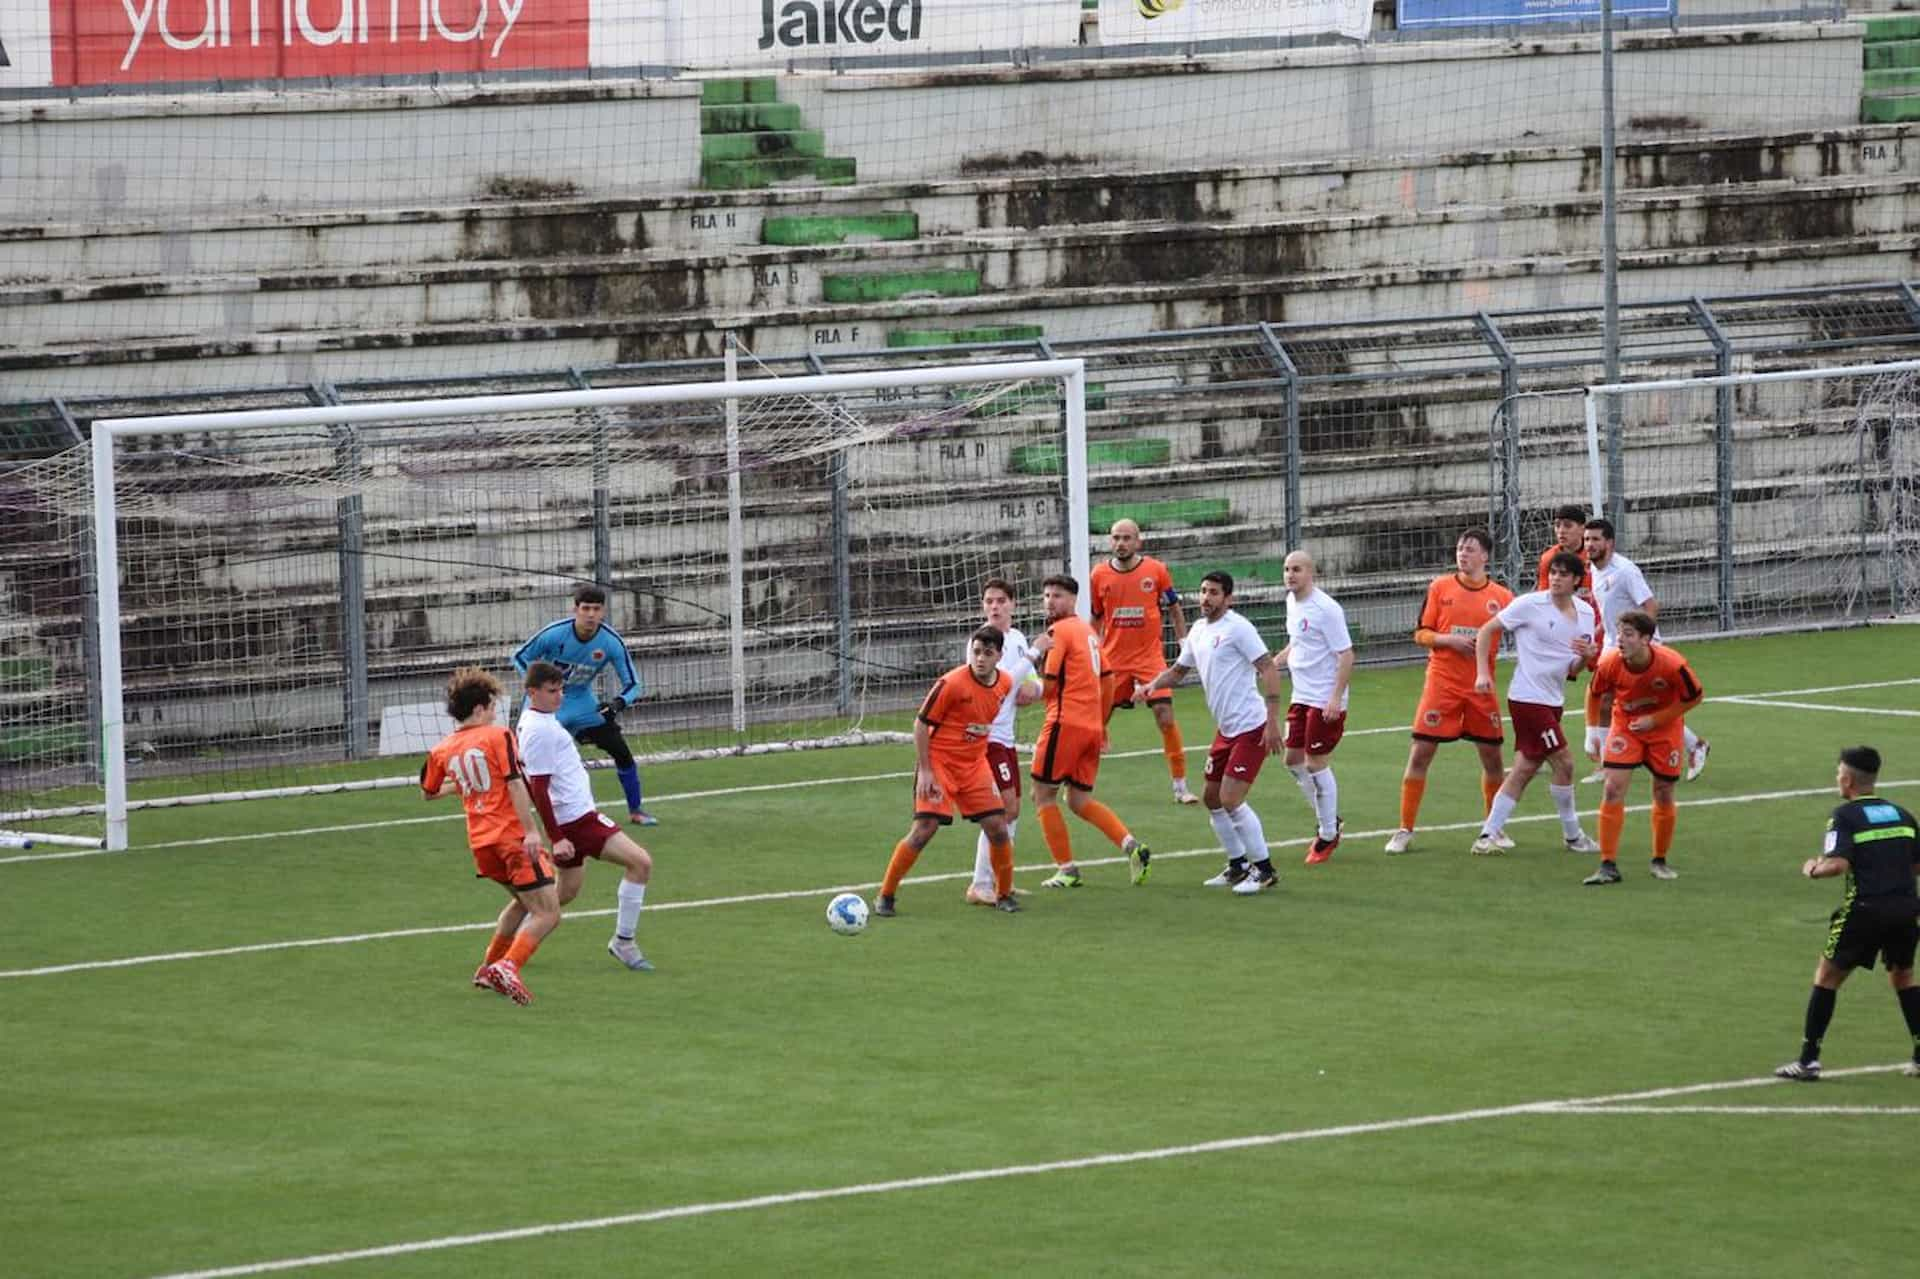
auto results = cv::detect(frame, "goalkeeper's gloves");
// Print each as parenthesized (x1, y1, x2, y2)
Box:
(596, 699, 625, 722)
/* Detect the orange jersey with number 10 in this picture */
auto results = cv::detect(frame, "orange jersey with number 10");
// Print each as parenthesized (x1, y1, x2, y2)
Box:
(1417, 573, 1512, 691)
(1089, 556, 1176, 671)
(1039, 614, 1105, 733)
(918, 665, 1012, 771)
(421, 723, 528, 851)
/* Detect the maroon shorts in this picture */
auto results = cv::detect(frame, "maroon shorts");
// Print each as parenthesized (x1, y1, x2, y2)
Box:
(985, 742, 1021, 797)
(1507, 700, 1569, 762)
(552, 809, 622, 869)
(1204, 726, 1271, 787)
(1284, 703, 1345, 756)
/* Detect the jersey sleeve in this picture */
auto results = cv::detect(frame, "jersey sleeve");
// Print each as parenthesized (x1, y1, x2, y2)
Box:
(1417, 579, 1446, 633)
(600, 628, 643, 707)
(1088, 569, 1109, 623)
(1673, 657, 1703, 703)
(1623, 563, 1654, 607)
(1323, 602, 1354, 654)
(1495, 596, 1528, 633)
(492, 727, 524, 783)
(918, 674, 956, 726)
(1824, 806, 1859, 859)
(1232, 617, 1270, 666)
(420, 745, 447, 797)
(517, 722, 553, 777)
(1172, 630, 1197, 670)
(527, 774, 560, 837)
(512, 623, 557, 673)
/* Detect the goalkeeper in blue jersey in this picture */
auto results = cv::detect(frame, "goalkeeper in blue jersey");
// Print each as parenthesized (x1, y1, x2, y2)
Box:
(514, 584, 657, 826)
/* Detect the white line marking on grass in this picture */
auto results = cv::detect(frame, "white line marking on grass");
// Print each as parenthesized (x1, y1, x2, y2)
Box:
(1555, 1105, 1920, 1116)
(7, 674, 1914, 869)
(1717, 697, 1920, 718)
(7, 778, 1919, 981)
(139, 1064, 1906, 1279)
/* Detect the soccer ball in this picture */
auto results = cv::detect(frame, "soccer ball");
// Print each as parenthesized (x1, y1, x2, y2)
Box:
(826, 892, 869, 936)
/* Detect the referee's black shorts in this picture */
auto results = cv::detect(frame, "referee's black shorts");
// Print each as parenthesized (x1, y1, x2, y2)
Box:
(1823, 898, 1920, 972)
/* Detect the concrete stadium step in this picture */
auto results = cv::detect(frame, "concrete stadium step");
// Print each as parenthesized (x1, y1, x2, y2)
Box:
(14, 231, 1920, 397)
(5, 125, 1913, 285)
(8, 175, 1916, 350)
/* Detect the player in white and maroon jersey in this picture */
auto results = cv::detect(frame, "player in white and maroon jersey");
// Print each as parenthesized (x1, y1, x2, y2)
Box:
(963, 578, 1043, 906)
(1276, 551, 1353, 866)
(1470, 552, 1602, 855)
(1143, 570, 1287, 894)
(518, 661, 657, 971)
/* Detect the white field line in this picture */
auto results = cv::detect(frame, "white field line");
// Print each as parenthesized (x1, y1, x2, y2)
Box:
(1554, 1105, 1920, 1116)
(1717, 696, 1920, 718)
(7, 777, 1917, 982)
(140, 1064, 1907, 1279)
(11, 674, 1918, 869)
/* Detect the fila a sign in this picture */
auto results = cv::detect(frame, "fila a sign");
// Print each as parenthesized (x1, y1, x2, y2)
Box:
(46, 0, 590, 86)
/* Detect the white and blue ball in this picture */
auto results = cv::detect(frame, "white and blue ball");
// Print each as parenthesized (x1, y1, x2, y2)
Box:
(826, 892, 869, 936)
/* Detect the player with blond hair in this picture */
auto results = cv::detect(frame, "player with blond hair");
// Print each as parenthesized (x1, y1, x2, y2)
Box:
(421, 667, 560, 1006)
(1090, 519, 1195, 805)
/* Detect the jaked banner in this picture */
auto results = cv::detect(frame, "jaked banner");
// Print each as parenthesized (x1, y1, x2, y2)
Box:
(1099, 0, 1373, 44)
(1396, 0, 1675, 30)
(592, 0, 1081, 70)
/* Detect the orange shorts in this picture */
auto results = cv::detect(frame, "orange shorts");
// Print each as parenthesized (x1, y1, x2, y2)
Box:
(472, 841, 556, 891)
(1411, 681, 1503, 745)
(1603, 722, 1687, 781)
(1107, 659, 1173, 707)
(1031, 721, 1104, 791)
(915, 757, 1005, 825)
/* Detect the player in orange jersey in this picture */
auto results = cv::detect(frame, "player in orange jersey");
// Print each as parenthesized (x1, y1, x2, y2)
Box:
(1536, 504, 1595, 599)
(1387, 527, 1514, 854)
(1581, 610, 1703, 886)
(1090, 519, 1196, 805)
(1029, 573, 1153, 888)
(873, 626, 1020, 917)
(421, 667, 561, 1006)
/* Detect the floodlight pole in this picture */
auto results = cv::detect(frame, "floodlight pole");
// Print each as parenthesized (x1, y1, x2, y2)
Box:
(1601, 0, 1625, 532)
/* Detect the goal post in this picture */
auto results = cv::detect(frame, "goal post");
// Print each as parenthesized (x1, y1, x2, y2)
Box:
(58, 357, 1091, 851)
(1576, 359, 1920, 640)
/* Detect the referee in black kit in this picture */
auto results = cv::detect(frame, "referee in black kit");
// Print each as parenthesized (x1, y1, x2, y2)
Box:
(1775, 746, 1920, 1081)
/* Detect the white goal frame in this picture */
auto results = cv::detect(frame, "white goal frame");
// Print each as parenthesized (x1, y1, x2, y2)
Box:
(87, 358, 1091, 851)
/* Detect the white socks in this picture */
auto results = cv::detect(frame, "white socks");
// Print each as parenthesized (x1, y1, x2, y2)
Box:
(1483, 789, 1519, 837)
(974, 818, 1015, 891)
(1549, 783, 1582, 839)
(1229, 803, 1270, 862)
(1209, 807, 1246, 862)
(1683, 725, 1701, 753)
(615, 878, 647, 939)
(1308, 768, 1339, 840)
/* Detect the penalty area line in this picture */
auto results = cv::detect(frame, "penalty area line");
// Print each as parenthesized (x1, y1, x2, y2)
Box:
(1554, 1104, 1920, 1116)
(1716, 696, 1920, 718)
(7, 777, 1917, 981)
(141, 1064, 1906, 1279)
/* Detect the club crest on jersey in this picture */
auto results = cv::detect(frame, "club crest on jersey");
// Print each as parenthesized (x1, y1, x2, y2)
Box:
(1651, 677, 1669, 691)
(965, 722, 993, 738)
(1140, 579, 1157, 593)
(1423, 710, 1443, 727)
(591, 648, 606, 662)
(1608, 736, 1629, 755)
(1487, 599, 1501, 614)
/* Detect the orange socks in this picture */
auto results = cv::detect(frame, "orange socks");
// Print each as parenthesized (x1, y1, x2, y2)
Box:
(989, 837, 1014, 898)
(504, 931, 542, 969)
(1160, 721, 1187, 781)
(880, 839, 920, 896)
(1078, 799, 1133, 849)
(1039, 804, 1074, 866)
(1598, 800, 1625, 863)
(484, 933, 513, 966)
(1481, 774, 1503, 815)
(1651, 799, 1677, 857)
(1399, 777, 1426, 830)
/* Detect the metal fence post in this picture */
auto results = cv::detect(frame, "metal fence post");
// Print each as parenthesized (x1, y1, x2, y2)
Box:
(1691, 298, 1736, 632)
(321, 384, 370, 760)
(806, 353, 854, 716)
(1257, 324, 1302, 548)
(570, 367, 613, 588)
(1476, 315, 1522, 585)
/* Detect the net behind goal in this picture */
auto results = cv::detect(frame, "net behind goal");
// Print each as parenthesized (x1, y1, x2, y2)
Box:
(4, 357, 1089, 850)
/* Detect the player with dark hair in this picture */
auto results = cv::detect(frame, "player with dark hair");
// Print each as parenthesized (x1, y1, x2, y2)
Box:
(1583, 518, 1710, 784)
(874, 626, 1019, 917)
(1091, 519, 1196, 805)
(1030, 574, 1153, 888)
(421, 666, 561, 1006)
(1581, 610, 1702, 885)
(518, 661, 658, 971)
(1471, 552, 1601, 855)
(1142, 570, 1287, 893)
(1389, 527, 1513, 854)
(1536, 504, 1594, 596)
(963, 579, 1044, 906)
(514, 584, 656, 825)
(1775, 746, 1920, 1081)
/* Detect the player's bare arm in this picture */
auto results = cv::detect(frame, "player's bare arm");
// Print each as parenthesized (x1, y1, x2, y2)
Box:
(505, 776, 548, 857)
(1324, 648, 1354, 723)
(1255, 653, 1286, 753)
(1473, 617, 1503, 694)
(912, 719, 944, 805)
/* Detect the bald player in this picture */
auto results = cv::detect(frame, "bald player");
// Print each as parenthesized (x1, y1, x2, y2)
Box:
(1090, 518, 1196, 805)
(1275, 551, 1354, 865)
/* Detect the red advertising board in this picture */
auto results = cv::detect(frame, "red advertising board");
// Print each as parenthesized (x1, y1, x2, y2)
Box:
(49, 0, 591, 87)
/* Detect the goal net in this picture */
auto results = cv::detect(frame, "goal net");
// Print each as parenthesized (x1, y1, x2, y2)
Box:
(2, 356, 1089, 851)
(1562, 360, 1920, 638)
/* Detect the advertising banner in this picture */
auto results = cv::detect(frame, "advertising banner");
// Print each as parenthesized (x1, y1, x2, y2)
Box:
(1098, 0, 1373, 44)
(599, 0, 1080, 70)
(1396, 0, 1674, 30)
(47, 0, 593, 87)
(2, 4, 55, 87)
